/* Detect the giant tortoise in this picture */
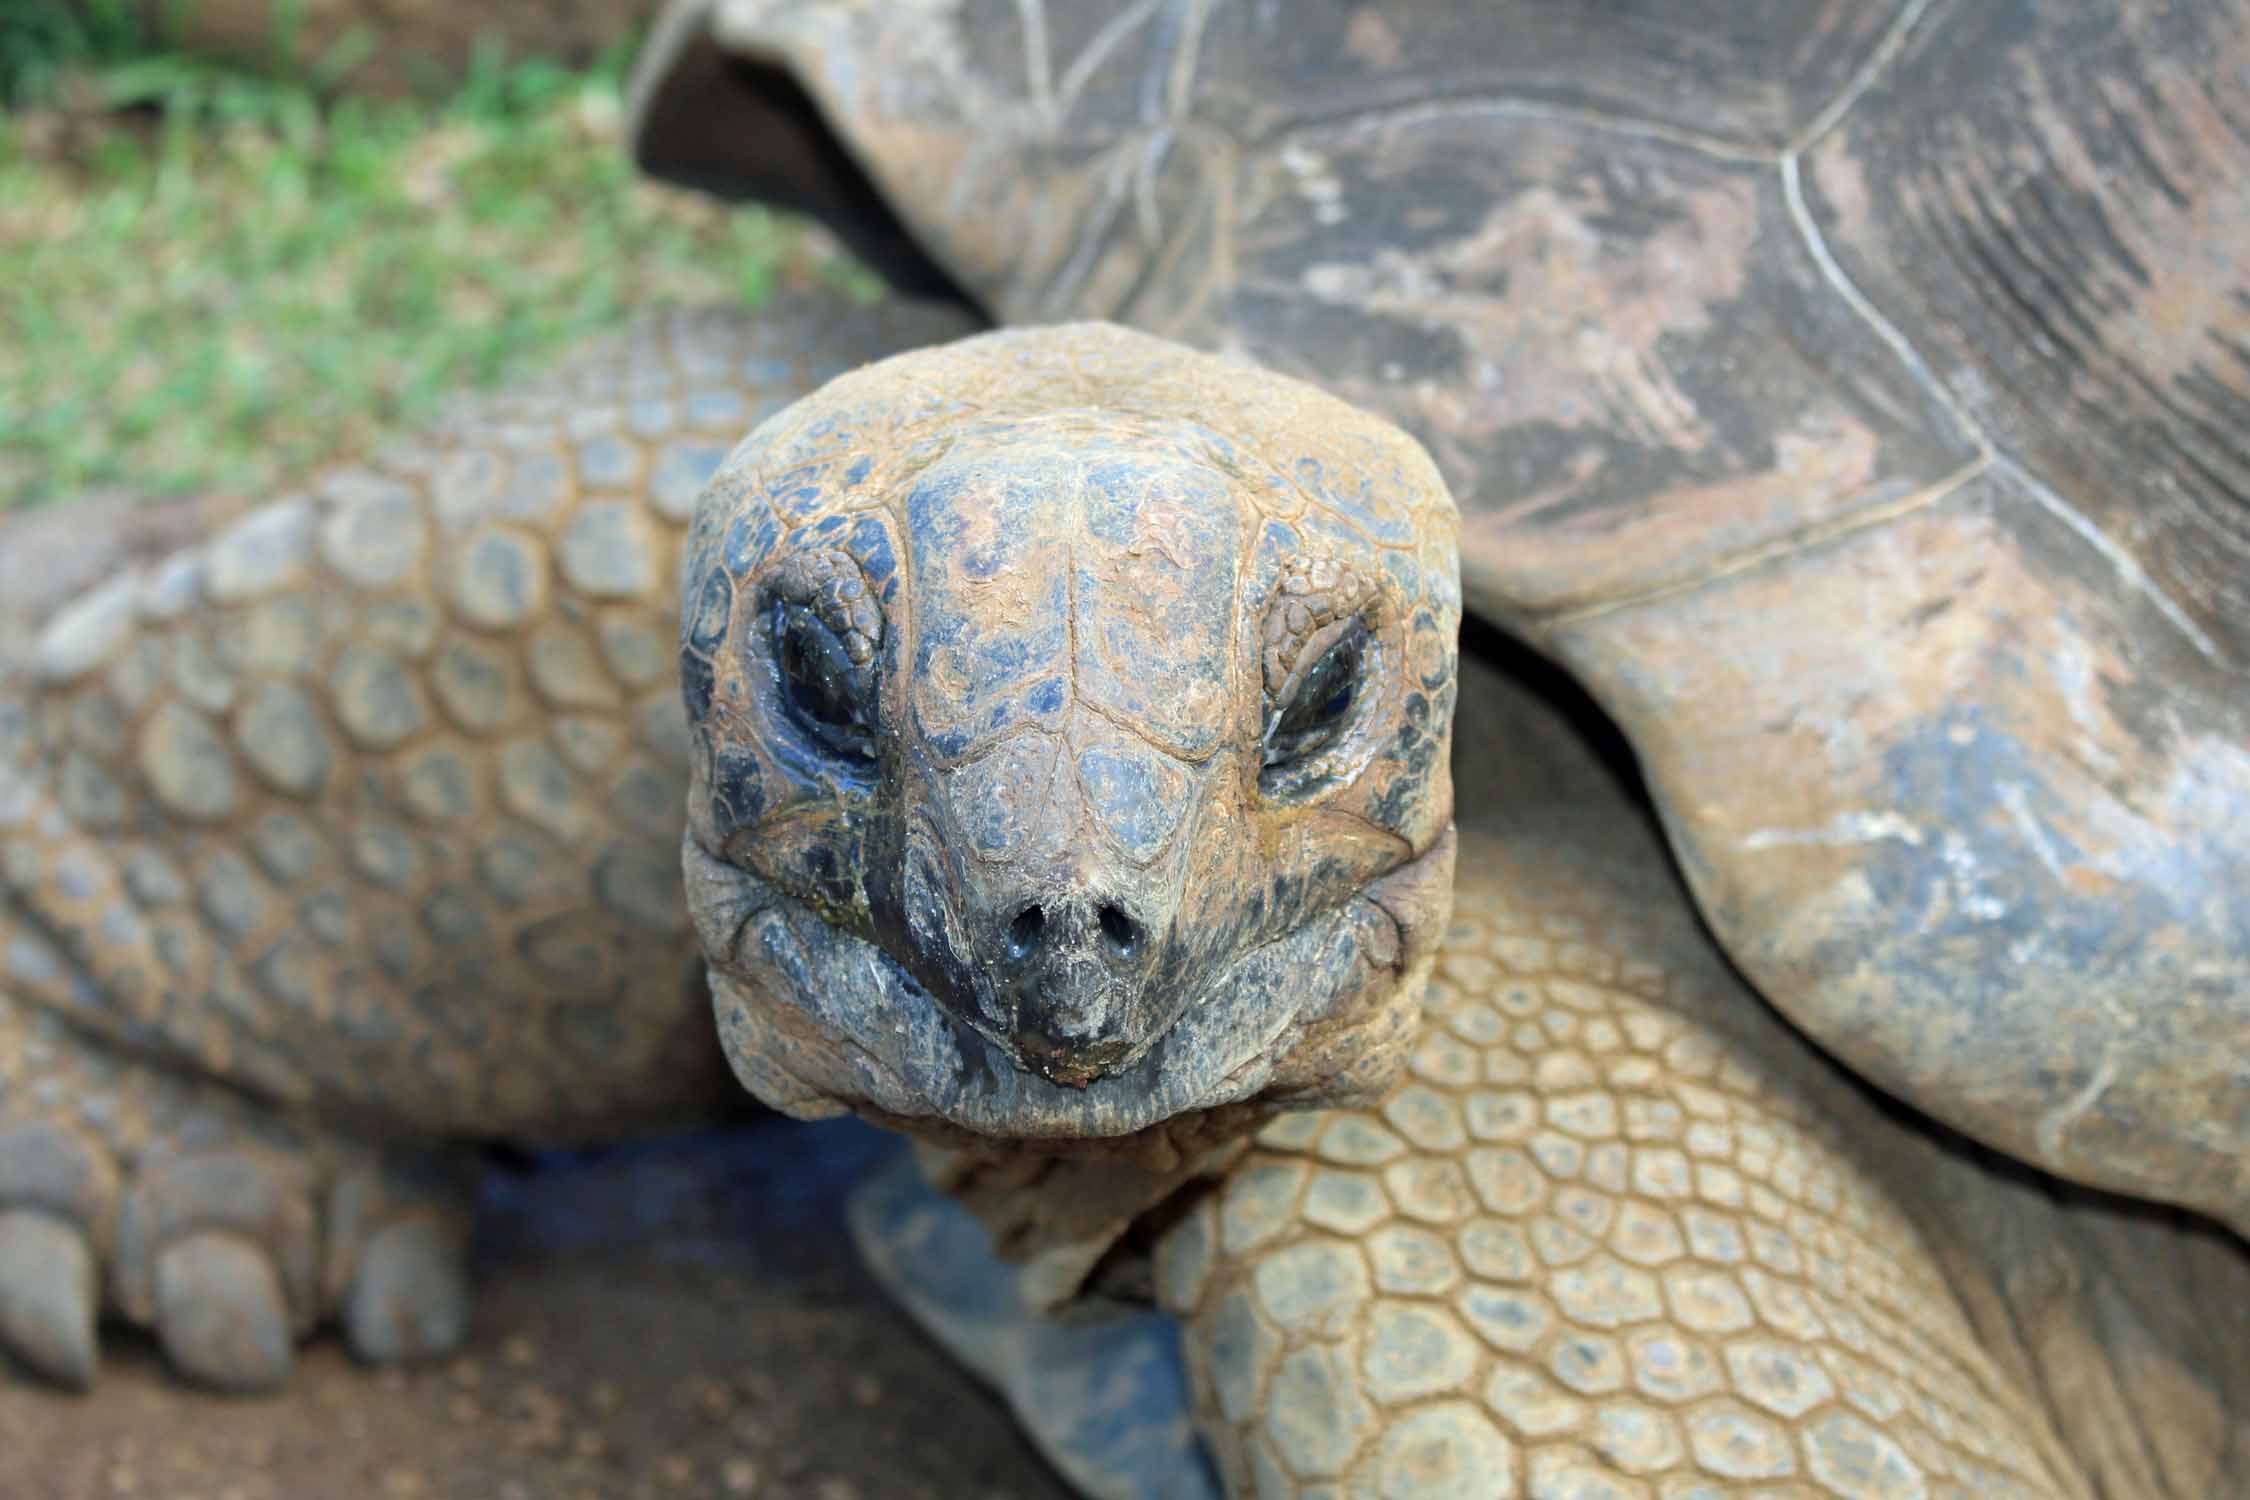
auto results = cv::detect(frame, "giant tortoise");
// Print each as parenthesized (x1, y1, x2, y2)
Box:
(0, 1, 2244, 1496)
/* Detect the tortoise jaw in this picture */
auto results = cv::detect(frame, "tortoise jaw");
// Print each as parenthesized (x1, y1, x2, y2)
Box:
(685, 826, 1454, 1143)
(980, 948, 1176, 1090)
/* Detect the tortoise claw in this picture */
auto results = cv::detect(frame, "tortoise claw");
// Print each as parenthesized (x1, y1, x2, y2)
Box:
(154, 1232, 292, 1393)
(0, 1210, 98, 1390)
(344, 1218, 470, 1366)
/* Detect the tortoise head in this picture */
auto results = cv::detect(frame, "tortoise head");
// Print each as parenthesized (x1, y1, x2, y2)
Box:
(678, 324, 1460, 1143)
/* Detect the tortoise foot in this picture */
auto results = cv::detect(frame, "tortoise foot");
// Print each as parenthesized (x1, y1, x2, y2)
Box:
(0, 996, 474, 1393)
(849, 1151, 1221, 1500)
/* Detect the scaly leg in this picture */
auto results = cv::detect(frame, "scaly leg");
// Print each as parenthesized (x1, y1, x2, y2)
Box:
(1155, 820, 2095, 1497)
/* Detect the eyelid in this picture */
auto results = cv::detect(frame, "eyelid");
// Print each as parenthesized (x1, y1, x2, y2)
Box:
(770, 546, 884, 666)
(1267, 615, 1367, 721)
(774, 600, 879, 765)
(1276, 636, 1355, 730)
(1262, 620, 1369, 766)
(779, 608, 866, 718)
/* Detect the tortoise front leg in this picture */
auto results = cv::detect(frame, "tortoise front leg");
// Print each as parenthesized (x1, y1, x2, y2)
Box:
(1157, 822, 2095, 1498)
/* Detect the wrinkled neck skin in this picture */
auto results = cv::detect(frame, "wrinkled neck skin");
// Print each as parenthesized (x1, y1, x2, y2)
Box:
(676, 327, 1461, 1172)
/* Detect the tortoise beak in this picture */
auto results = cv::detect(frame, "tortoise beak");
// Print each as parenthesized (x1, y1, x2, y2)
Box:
(1014, 1030, 1132, 1090)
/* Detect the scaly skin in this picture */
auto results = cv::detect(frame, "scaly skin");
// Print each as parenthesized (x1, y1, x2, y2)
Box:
(0, 295, 979, 1388)
(1158, 826, 2089, 1497)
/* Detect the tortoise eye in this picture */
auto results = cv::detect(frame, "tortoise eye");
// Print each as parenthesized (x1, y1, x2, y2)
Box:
(774, 604, 877, 766)
(767, 546, 883, 770)
(1261, 620, 1372, 797)
(1256, 556, 1386, 799)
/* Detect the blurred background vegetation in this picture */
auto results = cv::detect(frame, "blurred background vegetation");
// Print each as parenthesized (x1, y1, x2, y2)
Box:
(1, 0, 854, 511)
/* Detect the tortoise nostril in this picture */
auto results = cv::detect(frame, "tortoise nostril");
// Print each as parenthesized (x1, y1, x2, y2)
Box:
(1097, 903, 1142, 960)
(1006, 905, 1046, 962)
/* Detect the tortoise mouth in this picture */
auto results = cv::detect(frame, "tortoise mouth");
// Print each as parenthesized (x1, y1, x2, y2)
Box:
(683, 832, 1451, 1142)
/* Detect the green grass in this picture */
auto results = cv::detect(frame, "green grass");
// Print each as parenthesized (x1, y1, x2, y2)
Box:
(0, 17, 862, 509)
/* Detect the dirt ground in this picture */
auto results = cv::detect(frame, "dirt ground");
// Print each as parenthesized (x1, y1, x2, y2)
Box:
(0, 1118, 1071, 1500)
